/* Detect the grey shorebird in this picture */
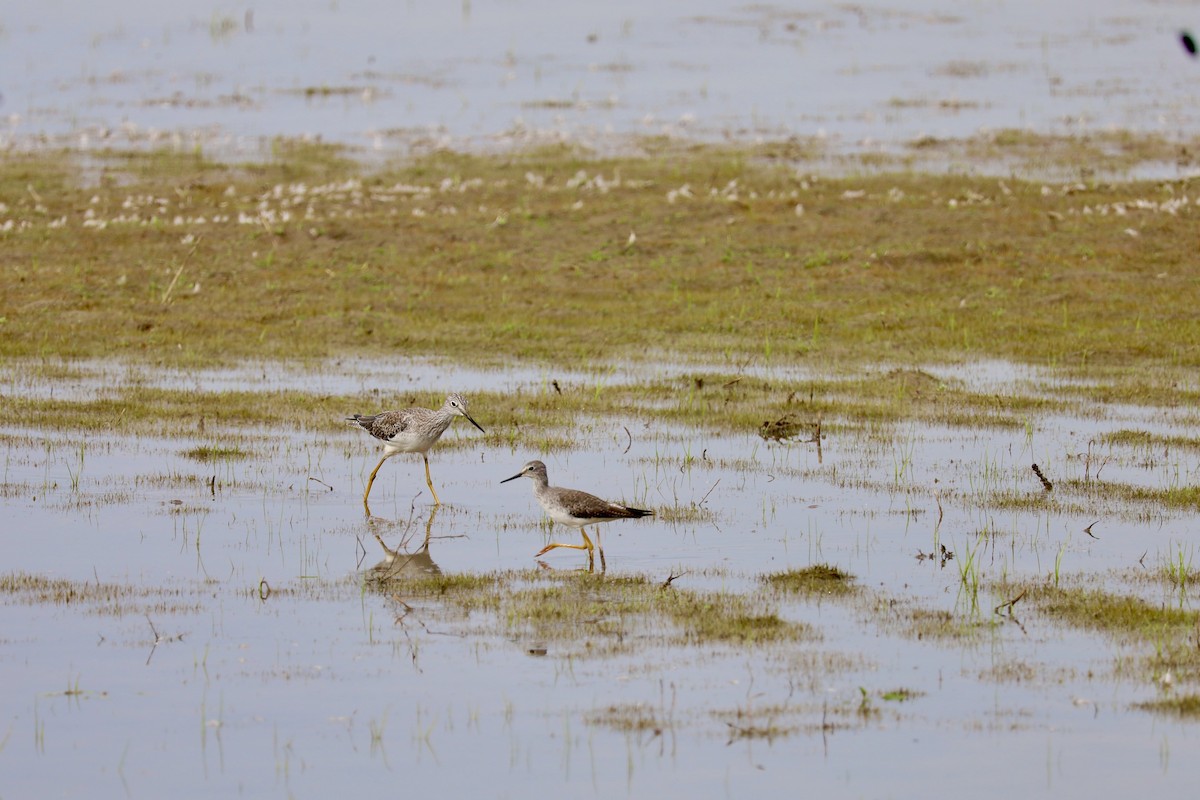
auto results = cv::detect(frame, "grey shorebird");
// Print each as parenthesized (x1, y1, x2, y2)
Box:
(501, 460, 652, 568)
(347, 392, 485, 509)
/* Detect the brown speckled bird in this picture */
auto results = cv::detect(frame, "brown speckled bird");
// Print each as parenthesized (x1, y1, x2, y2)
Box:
(348, 392, 484, 509)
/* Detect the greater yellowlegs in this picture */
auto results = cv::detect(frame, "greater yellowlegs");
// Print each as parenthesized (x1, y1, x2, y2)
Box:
(347, 392, 485, 509)
(501, 460, 652, 568)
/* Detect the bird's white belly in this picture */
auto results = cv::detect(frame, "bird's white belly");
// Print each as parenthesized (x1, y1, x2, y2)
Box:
(383, 435, 426, 454)
(544, 505, 606, 528)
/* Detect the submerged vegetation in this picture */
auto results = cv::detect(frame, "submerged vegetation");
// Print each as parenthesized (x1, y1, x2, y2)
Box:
(1134, 695, 1200, 718)
(365, 567, 812, 650)
(0, 571, 204, 616)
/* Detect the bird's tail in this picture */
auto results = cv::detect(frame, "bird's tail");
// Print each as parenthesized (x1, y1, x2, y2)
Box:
(346, 414, 374, 427)
(625, 507, 653, 518)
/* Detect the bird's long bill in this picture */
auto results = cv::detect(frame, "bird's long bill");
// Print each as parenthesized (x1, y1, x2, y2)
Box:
(463, 411, 486, 434)
(499, 470, 523, 484)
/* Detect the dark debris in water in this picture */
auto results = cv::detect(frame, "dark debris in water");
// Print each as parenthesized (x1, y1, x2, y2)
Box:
(1182, 30, 1197, 58)
(759, 413, 820, 443)
(915, 544, 955, 567)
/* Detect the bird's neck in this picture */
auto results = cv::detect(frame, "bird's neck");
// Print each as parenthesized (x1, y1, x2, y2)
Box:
(431, 411, 457, 434)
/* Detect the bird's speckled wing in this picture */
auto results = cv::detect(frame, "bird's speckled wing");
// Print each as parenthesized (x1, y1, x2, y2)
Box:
(355, 410, 413, 443)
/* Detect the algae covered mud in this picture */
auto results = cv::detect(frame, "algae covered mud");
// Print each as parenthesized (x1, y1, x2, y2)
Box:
(5, 0, 1200, 797)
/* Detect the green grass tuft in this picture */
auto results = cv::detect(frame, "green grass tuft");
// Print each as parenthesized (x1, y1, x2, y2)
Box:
(762, 564, 856, 596)
(182, 445, 251, 462)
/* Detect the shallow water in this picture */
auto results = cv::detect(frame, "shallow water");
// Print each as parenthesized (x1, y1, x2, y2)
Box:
(3, 0, 1199, 162)
(5, 1, 1200, 793)
(3, 358, 1200, 797)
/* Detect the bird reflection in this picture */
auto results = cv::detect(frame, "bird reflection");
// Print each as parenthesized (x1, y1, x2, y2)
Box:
(364, 509, 442, 582)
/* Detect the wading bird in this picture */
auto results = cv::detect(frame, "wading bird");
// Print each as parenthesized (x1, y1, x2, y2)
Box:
(348, 392, 484, 510)
(501, 459, 652, 570)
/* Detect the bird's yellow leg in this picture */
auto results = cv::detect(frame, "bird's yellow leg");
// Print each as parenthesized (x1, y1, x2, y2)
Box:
(534, 529, 594, 558)
(423, 454, 442, 506)
(364, 455, 389, 506)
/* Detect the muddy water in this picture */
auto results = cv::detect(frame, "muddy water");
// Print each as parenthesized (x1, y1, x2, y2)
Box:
(2, 358, 1200, 797)
(3, 1, 1198, 160)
